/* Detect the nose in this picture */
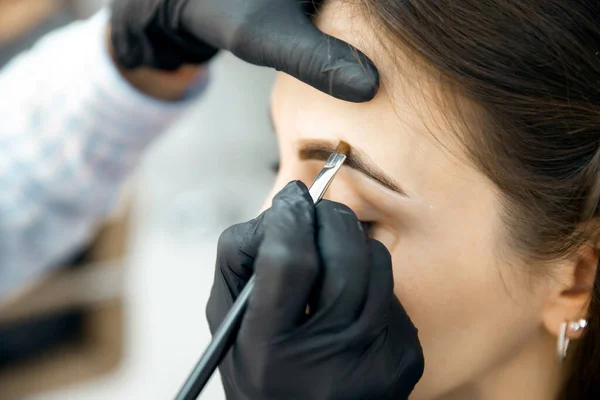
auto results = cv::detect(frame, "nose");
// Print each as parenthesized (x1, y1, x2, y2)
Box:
(260, 165, 319, 212)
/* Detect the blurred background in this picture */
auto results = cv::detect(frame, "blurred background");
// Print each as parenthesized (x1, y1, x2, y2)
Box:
(0, 1, 277, 398)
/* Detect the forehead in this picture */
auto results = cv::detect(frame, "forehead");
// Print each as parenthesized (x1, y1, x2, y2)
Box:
(273, 1, 488, 205)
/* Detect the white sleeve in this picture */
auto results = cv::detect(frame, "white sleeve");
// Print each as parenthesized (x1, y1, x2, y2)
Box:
(0, 9, 209, 300)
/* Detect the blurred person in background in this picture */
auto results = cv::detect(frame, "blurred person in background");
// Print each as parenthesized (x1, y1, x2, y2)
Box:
(0, 0, 74, 65)
(7, 1, 600, 400)
(1, 1, 426, 397)
(0, 0, 378, 300)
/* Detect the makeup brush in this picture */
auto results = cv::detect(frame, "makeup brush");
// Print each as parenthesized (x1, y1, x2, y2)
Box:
(175, 141, 351, 400)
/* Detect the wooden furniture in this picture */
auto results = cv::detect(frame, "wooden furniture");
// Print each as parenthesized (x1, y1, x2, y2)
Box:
(0, 209, 128, 399)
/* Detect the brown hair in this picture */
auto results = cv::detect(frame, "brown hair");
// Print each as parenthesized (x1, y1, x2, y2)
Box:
(353, 0, 600, 398)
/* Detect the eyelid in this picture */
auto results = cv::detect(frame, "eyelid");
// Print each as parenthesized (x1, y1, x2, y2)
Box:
(346, 167, 433, 208)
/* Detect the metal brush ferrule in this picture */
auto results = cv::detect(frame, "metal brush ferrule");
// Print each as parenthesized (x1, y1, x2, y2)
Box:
(308, 153, 347, 204)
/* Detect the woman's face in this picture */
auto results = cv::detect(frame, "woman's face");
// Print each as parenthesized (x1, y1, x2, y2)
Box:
(265, 1, 554, 398)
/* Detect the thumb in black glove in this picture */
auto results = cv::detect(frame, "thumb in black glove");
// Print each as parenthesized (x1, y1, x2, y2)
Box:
(206, 181, 424, 399)
(110, 0, 378, 102)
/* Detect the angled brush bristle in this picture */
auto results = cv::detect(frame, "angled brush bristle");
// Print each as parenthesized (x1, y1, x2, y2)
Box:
(335, 141, 351, 156)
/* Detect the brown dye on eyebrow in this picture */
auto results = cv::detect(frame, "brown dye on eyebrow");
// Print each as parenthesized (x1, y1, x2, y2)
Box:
(335, 140, 351, 156)
(298, 140, 408, 196)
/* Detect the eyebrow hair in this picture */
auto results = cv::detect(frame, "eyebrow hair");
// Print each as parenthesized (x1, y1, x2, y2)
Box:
(298, 140, 408, 197)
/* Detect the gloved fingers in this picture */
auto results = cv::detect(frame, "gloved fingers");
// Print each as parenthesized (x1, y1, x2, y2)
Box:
(359, 239, 422, 348)
(274, 23, 378, 103)
(386, 295, 425, 386)
(387, 292, 423, 375)
(205, 270, 234, 334)
(206, 212, 268, 332)
(354, 238, 396, 332)
(110, 0, 161, 69)
(215, 213, 267, 294)
(301, 0, 324, 15)
(232, 3, 379, 103)
(310, 200, 370, 331)
(368, 238, 419, 341)
(385, 295, 425, 397)
(243, 181, 319, 338)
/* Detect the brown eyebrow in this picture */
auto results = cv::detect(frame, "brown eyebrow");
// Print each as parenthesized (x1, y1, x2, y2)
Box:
(298, 140, 408, 197)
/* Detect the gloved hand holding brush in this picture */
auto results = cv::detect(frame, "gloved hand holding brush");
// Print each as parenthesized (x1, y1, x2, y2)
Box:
(206, 181, 424, 399)
(110, 0, 379, 102)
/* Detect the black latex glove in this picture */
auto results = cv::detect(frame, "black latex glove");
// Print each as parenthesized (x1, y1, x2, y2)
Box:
(206, 181, 424, 400)
(110, 0, 379, 102)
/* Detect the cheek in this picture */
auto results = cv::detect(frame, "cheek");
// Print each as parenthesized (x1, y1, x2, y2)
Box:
(390, 214, 546, 397)
(390, 231, 502, 329)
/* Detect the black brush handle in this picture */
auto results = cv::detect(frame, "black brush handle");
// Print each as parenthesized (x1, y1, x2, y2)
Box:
(175, 275, 256, 400)
(175, 157, 344, 400)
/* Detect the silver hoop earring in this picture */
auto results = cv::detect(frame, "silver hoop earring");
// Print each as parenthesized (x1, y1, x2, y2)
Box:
(557, 319, 587, 361)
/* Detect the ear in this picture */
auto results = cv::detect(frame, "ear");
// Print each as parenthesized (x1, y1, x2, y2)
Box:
(542, 245, 597, 341)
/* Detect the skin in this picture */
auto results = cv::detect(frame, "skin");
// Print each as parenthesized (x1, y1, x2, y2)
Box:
(102, 0, 593, 395)
(264, 1, 595, 399)
(0, 0, 59, 44)
(105, 26, 203, 102)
